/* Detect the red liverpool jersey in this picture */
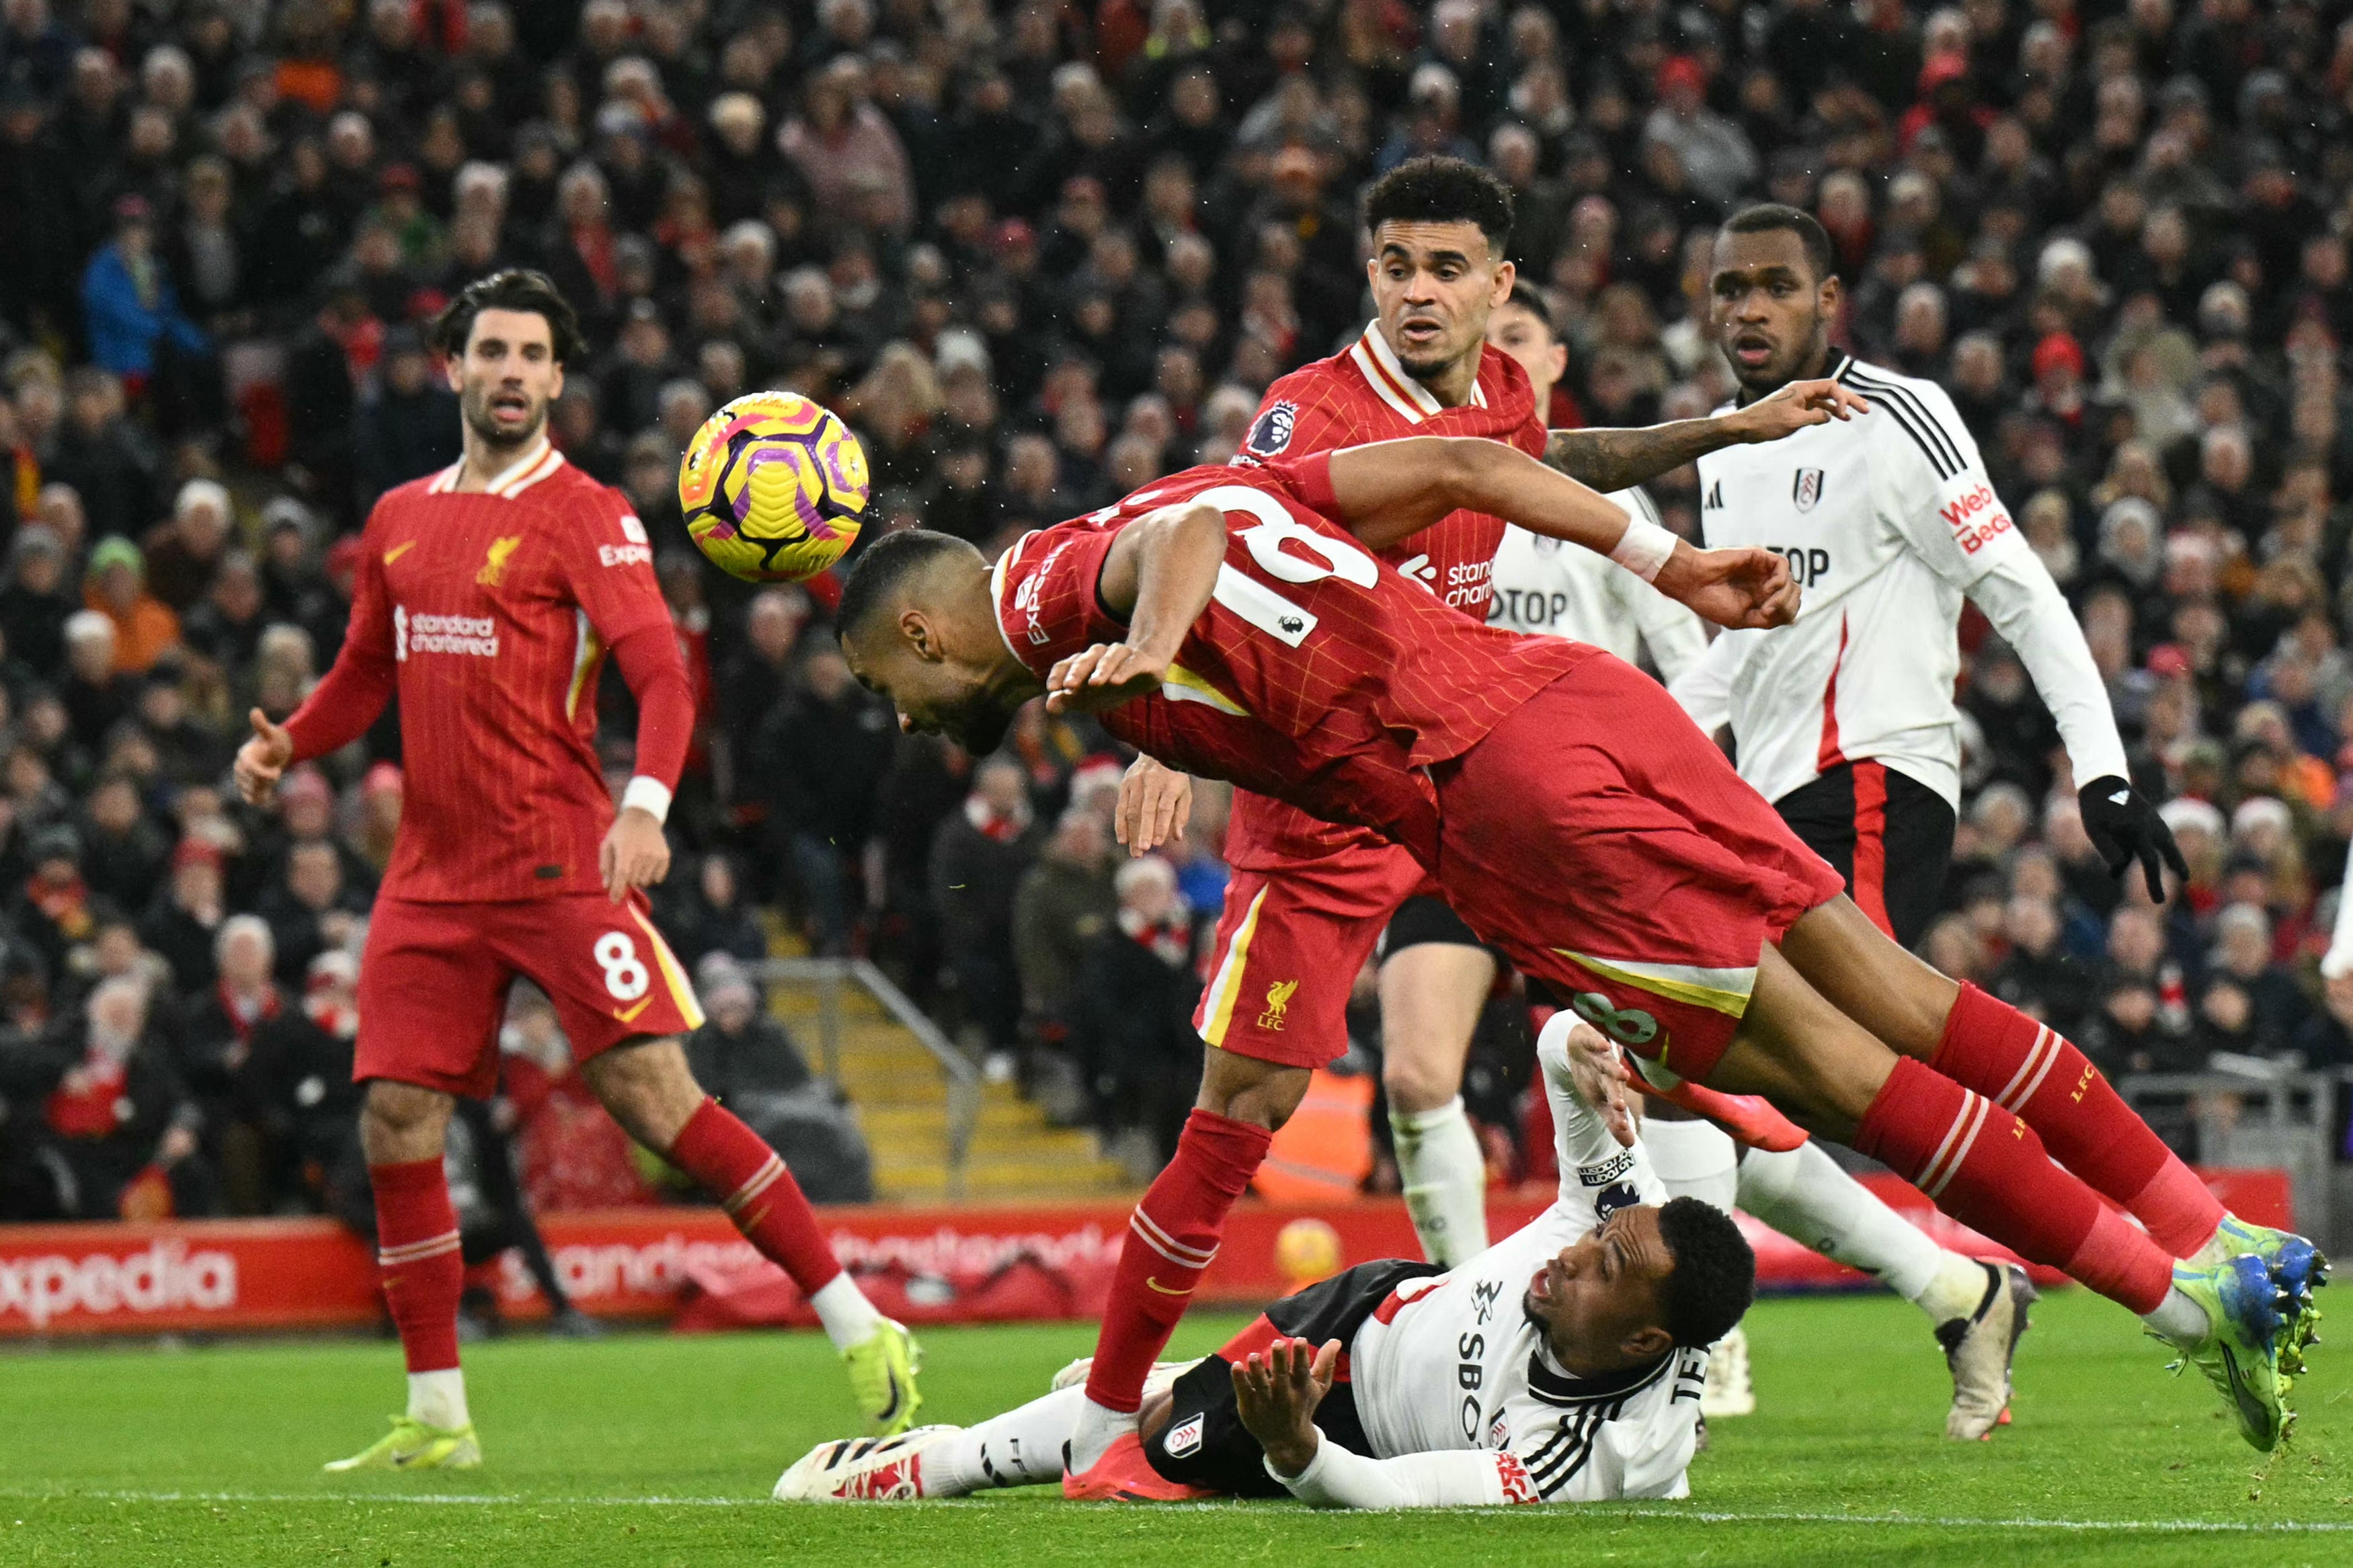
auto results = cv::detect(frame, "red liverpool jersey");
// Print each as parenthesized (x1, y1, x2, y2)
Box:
(1226, 321, 1547, 870)
(994, 460, 1591, 866)
(290, 445, 678, 902)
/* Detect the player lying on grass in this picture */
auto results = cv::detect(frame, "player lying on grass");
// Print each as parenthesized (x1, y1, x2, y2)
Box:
(838, 434, 2322, 1458)
(233, 271, 920, 1473)
(779, 1016, 1749, 1507)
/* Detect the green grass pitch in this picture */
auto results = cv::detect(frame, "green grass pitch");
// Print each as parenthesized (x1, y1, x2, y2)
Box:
(5, 1288, 2352, 1567)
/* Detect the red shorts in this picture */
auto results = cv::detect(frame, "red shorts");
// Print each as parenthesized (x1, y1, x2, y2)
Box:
(1431, 655, 1845, 1084)
(355, 893, 705, 1098)
(1193, 842, 1430, 1069)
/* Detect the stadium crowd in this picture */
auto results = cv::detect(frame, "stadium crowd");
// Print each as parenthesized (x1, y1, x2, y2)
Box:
(2, 0, 2352, 1222)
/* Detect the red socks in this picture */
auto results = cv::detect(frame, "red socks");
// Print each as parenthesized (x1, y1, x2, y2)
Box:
(668, 1098, 844, 1294)
(1085, 1108, 1274, 1413)
(1933, 984, 2223, 1257)
(1855, 1058, 2175, 1315)
(371, 1157, 464, 1374)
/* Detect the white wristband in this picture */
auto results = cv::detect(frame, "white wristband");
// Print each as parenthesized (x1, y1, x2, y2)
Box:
(1609, 516, 1679, 583)
(621, 776, 673, 824)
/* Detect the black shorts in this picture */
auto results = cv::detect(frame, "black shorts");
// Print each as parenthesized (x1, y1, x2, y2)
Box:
(1773, 760, 1956, 948)
(1143, 1259, 1439, 1495)
(1379, 894, 1499, 961)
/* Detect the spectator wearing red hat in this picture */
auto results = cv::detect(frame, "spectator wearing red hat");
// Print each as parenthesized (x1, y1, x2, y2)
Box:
(1644, 55, 1757, 209)
(2027, 330, 2089, 429)
(140, 837, 229, 993)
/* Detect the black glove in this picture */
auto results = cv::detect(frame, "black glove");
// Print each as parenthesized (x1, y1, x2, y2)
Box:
(2077, 776, 2189, 901)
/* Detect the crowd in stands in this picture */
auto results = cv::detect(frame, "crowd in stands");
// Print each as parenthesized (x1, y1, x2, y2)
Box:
(4, 0, 2353, 1221)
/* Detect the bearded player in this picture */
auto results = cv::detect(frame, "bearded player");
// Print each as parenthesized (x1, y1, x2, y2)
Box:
(1482, 284, 2033, 1439)
(1092, 156, 1862, 1485)
(837, 437, 2319, 1457)
(777, 1018, 1749, 1508)
(233, 271, 920, 1471)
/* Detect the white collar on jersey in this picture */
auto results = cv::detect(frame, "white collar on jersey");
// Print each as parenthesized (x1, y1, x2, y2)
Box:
(1348, 319, 1490, 425)
(986, 530, 1035, 663)
(428, 434, 566, 498)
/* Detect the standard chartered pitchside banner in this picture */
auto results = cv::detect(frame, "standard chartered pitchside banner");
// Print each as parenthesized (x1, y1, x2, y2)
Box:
(0, 1170, 2295, 1336)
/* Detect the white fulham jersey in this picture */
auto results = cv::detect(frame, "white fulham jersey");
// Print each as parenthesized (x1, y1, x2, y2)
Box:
(1688, 352, 2032, 809)
(1343, 1020, 1707, 1502)
(1486, 486, 1710, 684)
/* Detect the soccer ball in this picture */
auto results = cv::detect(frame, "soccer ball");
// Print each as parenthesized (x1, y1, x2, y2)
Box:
(1273, 1217, 1343, 1287)
(678, 391, 869, 582)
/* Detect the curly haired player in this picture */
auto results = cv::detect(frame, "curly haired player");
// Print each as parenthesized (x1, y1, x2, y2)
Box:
(778, 1017, 1751, 1508)
(235, 271, 919, 1471)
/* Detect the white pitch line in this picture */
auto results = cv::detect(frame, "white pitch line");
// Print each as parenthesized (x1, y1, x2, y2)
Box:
(7, 1491, 2353, 1531)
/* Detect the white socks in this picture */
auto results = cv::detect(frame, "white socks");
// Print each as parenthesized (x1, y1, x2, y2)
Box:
(1737, 1141, 1981, 1319)
(811, 1274, 887, 1353)
(1390, 1097, 1490, 1267)
(1068, 1397, 1138, 1474)
(407, 1368, 470, 1431)
(932, 1387, 1088, 1495)
(1642, 1115, 1740, 1214)
(2143, 1288, 2210, 1347)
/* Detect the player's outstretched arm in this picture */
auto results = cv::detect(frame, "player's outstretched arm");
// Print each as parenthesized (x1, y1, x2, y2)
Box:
(1542, 378, 1867, 492)
(1045, 501, 1224, 716)
(1235, 1337, 1541, 1508)
(1318, 438, 1800, 630)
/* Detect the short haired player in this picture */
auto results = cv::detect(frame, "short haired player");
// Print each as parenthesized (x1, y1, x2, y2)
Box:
(835, 431, 2319, 1455)
(778, 1016, 1753, 1508)
(234, 271, 920, 1471)
(1483, 286, 2034, 1439)
(1092, 157, 1862, 1487)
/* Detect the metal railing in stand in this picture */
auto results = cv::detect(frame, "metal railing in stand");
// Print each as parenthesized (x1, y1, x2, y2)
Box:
(756, 956, 980, 1202)
(2118, 1064, 2338, 1249)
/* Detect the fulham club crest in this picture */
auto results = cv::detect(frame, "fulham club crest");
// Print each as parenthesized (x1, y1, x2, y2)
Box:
(1246, 400, 1298, 457)
(1792, 467, 1826, 512)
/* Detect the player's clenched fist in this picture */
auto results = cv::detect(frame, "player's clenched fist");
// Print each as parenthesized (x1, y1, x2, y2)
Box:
(1655, 544, 1801, 630)
(233, 707, 293, 805)
(1117, 754, 1193, 855)
(1045, 643, 1167, 715)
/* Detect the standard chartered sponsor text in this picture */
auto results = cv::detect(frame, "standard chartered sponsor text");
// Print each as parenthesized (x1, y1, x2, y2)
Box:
(409, 612, 500, 657)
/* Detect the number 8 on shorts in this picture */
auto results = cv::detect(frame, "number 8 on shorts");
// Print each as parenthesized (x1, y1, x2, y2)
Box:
(596, 931, 651, 1001)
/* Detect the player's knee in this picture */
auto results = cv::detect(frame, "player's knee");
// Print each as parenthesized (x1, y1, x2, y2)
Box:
(1381, 1050, 1454, 1114)
(360, 1079, 452, 1157)
(1196, 1047, 1310, 1130)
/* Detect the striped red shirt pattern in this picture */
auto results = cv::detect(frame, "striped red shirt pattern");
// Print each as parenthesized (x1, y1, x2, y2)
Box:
(1226, 323, 1547, 870)
(286, 448, 678, 903)
(995, 461, 1587, 866)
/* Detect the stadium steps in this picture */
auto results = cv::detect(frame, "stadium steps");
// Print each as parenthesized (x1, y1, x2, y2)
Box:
(759, 941, 1133, 1204)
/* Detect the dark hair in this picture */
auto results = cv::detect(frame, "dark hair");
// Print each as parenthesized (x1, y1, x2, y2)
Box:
(835, 528, 978, 641)
(1720, 203, 1837, 285)
(1654, 1196, 1756, 1350)
(430, 268, 585, 364)
(1363, 156, 1514, 255)
(1501, 282, 1556, 335)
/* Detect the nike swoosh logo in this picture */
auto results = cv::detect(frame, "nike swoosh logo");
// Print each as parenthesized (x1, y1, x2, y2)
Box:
(1144, 1277, 1193, 1296)
(384, 541, 417, 564)
(613, 997, 653, 1024)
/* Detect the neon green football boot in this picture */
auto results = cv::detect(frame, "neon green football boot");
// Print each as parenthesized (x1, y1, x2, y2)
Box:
(2194, 1216, 2327, 1373)
(843, 1317, 923, 1436)
(2162, 1255, 2293, 1452)
(323, 1415, 483, 1472)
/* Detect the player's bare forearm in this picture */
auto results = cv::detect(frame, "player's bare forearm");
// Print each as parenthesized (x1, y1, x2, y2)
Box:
(1101, 501, 1224, 663)
(1542, 422, 1730, 493)
(1330, 437, 1633, 556)
(1047, 503, 1223, 716)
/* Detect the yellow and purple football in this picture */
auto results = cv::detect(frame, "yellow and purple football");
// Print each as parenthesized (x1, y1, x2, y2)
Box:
(678, 391, 869, 582)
